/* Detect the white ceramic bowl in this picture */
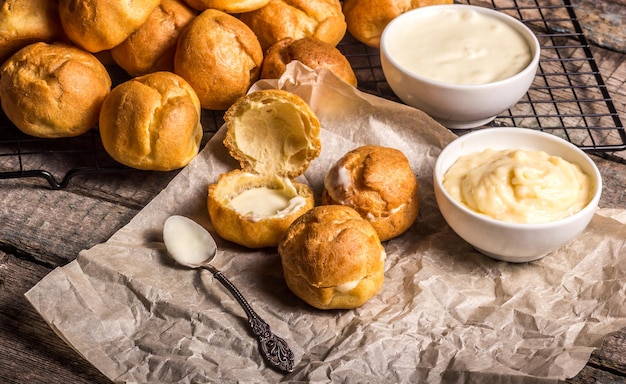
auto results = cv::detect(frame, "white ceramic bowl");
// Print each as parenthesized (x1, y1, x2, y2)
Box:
(433, 128, 602, 262)
(380, 4, 541, 129)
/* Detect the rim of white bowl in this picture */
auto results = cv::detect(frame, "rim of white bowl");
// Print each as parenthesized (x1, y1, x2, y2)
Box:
(434, 127, 603, 229)
(380, 4, 542, 90)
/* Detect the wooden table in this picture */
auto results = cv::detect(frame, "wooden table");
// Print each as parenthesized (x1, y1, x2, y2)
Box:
(1, 3, 625, 384)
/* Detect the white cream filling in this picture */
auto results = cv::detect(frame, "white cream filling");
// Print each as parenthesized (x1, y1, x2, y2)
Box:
(229, 178, 307, 222)
(335, 279, 360, 293)
(326, 164, 407, 218)
(386, 8, 533, 84)
(324, 164, 352, 204)
(334, 250, 386, 293)
(365, 204, 406, 220)
(163, 216, 216, 267)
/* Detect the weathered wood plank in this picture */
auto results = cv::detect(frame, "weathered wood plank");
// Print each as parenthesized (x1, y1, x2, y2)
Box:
(591, 155, 626, 208)
(0, 251, 110, 384)
(588, 331, 626, 374)
(566, 366, 626, 384)
(0, 168, 182, 267)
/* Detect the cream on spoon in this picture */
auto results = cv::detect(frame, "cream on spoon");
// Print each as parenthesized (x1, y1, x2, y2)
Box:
(163, 215, 295, 373)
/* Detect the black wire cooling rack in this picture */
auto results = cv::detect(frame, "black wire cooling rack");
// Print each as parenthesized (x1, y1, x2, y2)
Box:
(344, 0, 626, 148)
(1, 0, 624, 189)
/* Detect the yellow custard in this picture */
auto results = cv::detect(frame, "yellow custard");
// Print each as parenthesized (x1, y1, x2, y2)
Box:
(443, 149, 593, 223)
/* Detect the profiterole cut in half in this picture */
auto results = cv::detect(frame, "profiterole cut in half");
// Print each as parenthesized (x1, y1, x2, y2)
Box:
(207, 89, 321, 248)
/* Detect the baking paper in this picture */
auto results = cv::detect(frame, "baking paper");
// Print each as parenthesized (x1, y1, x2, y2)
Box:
(26, 62, 626, 383)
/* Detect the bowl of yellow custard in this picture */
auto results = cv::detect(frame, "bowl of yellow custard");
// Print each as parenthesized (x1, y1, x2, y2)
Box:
(380, 4, 541, 129)
(433, 128, 602, 262)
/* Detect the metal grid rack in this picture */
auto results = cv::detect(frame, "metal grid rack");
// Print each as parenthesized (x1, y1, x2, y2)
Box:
(1, 0, 624, 189)
(0, 107, 225, 189)
(344, 0, 625, 149)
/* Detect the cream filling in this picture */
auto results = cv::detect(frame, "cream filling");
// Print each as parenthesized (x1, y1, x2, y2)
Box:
(333, 250, 386, 293)
(386, 8, 532, 84)
(326, 164, 405, 218)
(228, 176, 306, 222)
(443, 149, 593, 223)
(163, 216, 216, 267)
(335, 279, 360, 293)
(365, 204, 405, 220)
(324, 164, 352, 204)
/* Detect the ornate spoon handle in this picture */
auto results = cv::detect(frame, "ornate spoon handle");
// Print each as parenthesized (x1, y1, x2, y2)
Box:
(202, 264, 295, 373)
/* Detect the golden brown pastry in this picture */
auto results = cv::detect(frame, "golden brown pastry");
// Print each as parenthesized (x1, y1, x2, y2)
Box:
(0, 42, 111, 138)
(208, 89, 321, 248)
(111, 0, 197, 77)
(98, 71, 202, 171)
(57, 0, 161, 52)
(239, 0, 346, 51)
(0, 0, 67, 64)
(174, 9, 263, 110)
(343, 0, 453, 48)
(223, 89, 321, 178)
(278, 205, 386, 310)
(208, 170, 315, 248)
(261, 37, 357, 87)
(322, 145, 419, 241)
(182, 0, 270, 13)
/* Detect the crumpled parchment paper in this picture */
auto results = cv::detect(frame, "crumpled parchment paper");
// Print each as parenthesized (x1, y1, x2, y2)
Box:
(26, 62, 626, 383)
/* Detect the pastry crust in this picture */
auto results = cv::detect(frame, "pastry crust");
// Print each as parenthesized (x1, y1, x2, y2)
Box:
(0, 42, 111, 138)
(343, 0, 453, 48)
(261, 37, 357, 87)
(183, 0, 270, 13)
(99, 71, 202, 171)
(58, 0, 161, 52)
(239, 0, 346, 51)
(174, 9, 263, 110)
(223, 89, 321, 179)
(111, 0, 197, 76)
(208, 170, 315, 248)
(0, 0, 67, 64)
(322, 145, 419, 241)
(278, 205, 386, 309)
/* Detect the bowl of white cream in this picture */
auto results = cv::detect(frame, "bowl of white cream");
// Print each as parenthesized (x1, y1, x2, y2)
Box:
(433, 127, 602, 262)
(380, 4, 541, 129)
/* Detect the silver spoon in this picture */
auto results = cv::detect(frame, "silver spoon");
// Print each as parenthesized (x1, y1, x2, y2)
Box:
(163, 215, 295, 373)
